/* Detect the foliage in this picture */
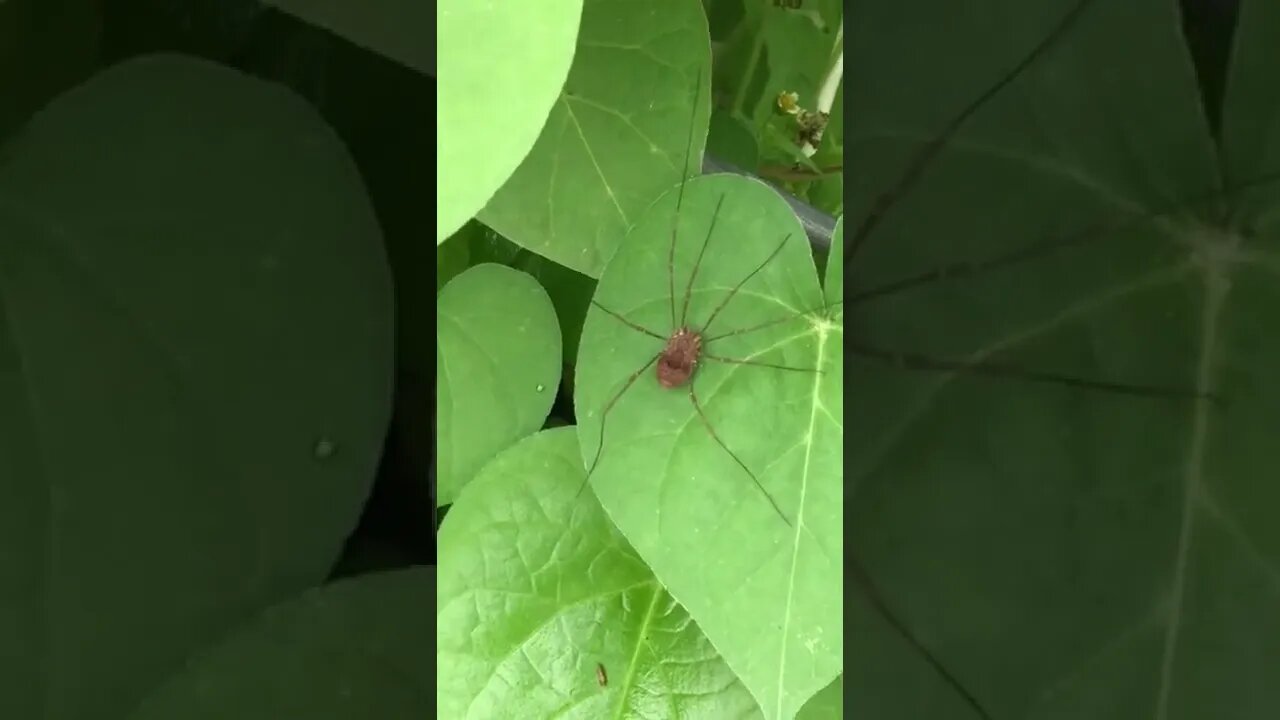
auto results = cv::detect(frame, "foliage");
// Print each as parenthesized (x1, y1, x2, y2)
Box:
(10, 0, 1278, 719)
(439, 1, 845, 716)
(0, 53, 392, 720)
(849, 0, 1280, 717)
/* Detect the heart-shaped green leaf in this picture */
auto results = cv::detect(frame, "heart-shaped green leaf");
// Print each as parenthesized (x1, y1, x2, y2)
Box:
(0, 54, 392, 720)
(436, 264, 562, 505)
(847, 1, 1280, 717)
(437, 427, 764, 718)
(128, 568, 434, 719)
(437, 0, 583, 242)
(574, 174, 843, 718)
(477, 0, 711, 278)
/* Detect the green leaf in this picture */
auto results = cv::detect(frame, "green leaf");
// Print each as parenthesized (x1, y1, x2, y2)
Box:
(848, 1, 1280, 718)
(437, 0, 583, 242)
(128, 568, 434, 719)
(436, 264, 562, 505)
(477, 0, 711, 278)
(574, 174, 843, 718)
(824, 216, 842, 307)
(260, 1, 433, 75)
(1221, 0, 1280, 221)
(707, 108, 760, 171)
(758, 0, 842, 134)
(795, 676, 842, 720)
(437, 427, 764, 719)
(0, 54, 392, 720)
(512, 251, 597, 363)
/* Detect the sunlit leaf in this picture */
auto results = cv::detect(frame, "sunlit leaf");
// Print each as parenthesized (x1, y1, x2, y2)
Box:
(478, 0, 711, 278)
(437, 0, 583, 241)
(437, 428, 763, 719)
(436, 264, 561, 504)
(575, 174, 843, 718)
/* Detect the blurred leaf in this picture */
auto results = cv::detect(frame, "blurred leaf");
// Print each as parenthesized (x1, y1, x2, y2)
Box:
(436, 264, 561, 504)
(129, 568, 434, 719)
(0, 0, 102, 137)
(437, 0, 583, 242)
(708, 108, 760, 170)
(437, 428, 764, 719)
(574, 174, 843, 718)
(0, 54, 392, 720)
(758, 0, 842, 126)
(1221, 0, 1280, 220)
(477, 0, 711, 278)
(847, 1, 1280, 717)
(261, 0, 433, 75)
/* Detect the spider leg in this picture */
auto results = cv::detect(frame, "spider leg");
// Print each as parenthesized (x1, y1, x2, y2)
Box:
(681, 193, 728, 327)
(850, 165, 1280, 308)
(850, 341, 1221, 404)
(846, 0, 1097, 268)
(703, 353, 823, 374)
(704, 300, 842, 343)
(669, 72, 704, 329)
(575, 351, 662, 499)
(590, 300, 665, 340)
(850, 552, 992, 720)
(699, 233, 793, 336)
(687, 383, 792, 527)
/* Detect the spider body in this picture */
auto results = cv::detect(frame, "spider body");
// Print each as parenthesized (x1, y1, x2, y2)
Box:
(656, 328, 701, 388)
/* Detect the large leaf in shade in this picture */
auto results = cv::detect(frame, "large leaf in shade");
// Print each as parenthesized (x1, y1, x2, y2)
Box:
(0, 0, 101, 137)
(128, 568, 433, 719)
(436, 264, 561, 505)
(477, 0, 711, 278)
(437, 427, 764, 719)
(260, 1, 433, 75)
(846, 1, 1280, 718)
(437, 0, 583, 242)
(574, 174, 843, 718)
(0, 54, 392, 720)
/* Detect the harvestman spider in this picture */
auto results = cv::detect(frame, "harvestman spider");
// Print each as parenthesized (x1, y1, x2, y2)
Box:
(576, 73, 834, 528)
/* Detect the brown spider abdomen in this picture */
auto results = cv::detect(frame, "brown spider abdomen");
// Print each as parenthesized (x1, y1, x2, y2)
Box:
(657, 328, 701, 389)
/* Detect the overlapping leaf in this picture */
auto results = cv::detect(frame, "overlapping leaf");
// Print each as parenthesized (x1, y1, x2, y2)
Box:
(437, 428, 763, 719)
(847, 1, 1280, 717)
(478, 0, 711, 278)
(0, 54, 391, 720)
(129, 568, 434, 719)
(437, 0, 583, 241)
(436, 264, 561, 505)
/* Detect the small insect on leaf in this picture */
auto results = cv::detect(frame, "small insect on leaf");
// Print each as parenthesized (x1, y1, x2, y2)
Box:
(595, 663, 607, 687)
